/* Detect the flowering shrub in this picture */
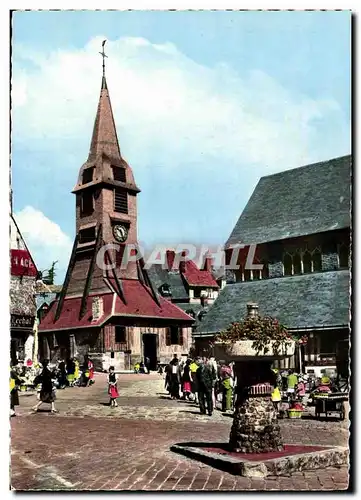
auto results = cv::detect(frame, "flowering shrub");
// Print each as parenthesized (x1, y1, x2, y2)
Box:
(214, 316, 295, 355)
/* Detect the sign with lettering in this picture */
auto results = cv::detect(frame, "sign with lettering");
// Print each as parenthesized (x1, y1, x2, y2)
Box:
(11, 249, 37, 277)
(11, 314, 35, 329)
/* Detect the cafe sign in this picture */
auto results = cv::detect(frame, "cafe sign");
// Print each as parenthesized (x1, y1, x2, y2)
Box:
(11, 315, 35, 329)
(11, 249, 38, 277)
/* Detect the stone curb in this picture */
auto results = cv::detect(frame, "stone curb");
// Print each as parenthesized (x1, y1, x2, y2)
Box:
(170, 444, 349, 478)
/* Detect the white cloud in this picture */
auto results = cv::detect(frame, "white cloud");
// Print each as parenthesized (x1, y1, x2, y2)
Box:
(12, 35, 350, 176)
(14, 206, 72, 280)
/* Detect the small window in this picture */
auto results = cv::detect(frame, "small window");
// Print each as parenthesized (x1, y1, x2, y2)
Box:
(293, 253, 302, 275)
(338, 243, 349, 269)
(244, 269, 251, 281)
(170, 326, 180, 345)
(81, 191, 94, 216)
(115, 326, 126, 343)
(312, 249, 322, 272)
(261, 263, 269, 279)
(252, 269, 261, 280)
(114, 189, 128, 214)
(303, 251, 312, 274)
(82, 168, 94, 184)
(79, 227, 96, 244)
(110, 351, 115, 359)
(112, 166, 126, 183)
(283, 254, 293, 276)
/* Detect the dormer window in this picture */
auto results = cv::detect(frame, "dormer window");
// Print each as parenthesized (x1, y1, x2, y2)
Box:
(159, 283, 172, 297)
(114, 188, 128, 214)
(82, 168, 94, 184)
(112, 166, 126, 183)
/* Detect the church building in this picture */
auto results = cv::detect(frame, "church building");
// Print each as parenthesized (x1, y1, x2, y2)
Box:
(39, 58, 194, 371)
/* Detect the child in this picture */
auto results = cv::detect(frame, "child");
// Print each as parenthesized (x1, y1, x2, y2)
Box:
(108, 366, 119, 408)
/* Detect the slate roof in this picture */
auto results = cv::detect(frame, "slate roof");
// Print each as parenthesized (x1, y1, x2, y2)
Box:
(226, 155, 351, 247)
(147, 265, 189, 300)
(195, 270, 350, 335)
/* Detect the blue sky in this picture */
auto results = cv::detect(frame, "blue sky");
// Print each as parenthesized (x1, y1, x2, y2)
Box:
(11, 10, 351, 280)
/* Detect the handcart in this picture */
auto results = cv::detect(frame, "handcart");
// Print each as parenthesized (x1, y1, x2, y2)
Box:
(314, 392, 348, 421)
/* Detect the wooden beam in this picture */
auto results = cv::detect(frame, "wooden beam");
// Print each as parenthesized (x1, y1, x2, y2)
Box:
(54, 234, 79, 322)
(79, 224, 103, 320)
(140, 257, 161, 307)
(106, 249, 127, 305)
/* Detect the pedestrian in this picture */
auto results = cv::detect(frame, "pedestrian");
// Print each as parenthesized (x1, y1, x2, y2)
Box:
(287, 369, 298, 395)
(66, 358, 76, 386)
(32, 360, 58, 414)
(271, 369, 282, 413)
(181, 359, 192, 400)
(82, 355, 94, 386)
(220, 362, 234, 412)
(10, 365, 21, 417)
(108, 366, 119, 407)
(196, 358, 217, 416)
(74, 357, 80, 384)
(168, 355, 181, 399)
(145, 356, 151, 374)
(57, 359, 67, 389)
(189, 358, 199, 403)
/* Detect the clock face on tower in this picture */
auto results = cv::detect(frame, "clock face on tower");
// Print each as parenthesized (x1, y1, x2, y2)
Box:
(113, 224, 128, 243)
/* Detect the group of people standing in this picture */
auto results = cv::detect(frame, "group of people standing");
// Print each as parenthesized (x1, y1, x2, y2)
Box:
(10, 355, 95, 416)
(164, 355, 235, 416)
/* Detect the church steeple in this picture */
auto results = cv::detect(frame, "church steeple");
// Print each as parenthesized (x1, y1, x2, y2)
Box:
(88, 76, 121, 161)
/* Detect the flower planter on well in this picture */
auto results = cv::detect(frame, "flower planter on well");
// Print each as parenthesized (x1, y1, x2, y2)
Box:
(214, 340, 295, 362)
(288, 409, 303, 419)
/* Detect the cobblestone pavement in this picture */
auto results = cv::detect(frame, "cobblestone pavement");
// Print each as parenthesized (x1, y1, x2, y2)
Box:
(11, 373, 350, 491)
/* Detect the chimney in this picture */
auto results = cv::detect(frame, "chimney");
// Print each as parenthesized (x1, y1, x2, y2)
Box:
(246, 302, 259, 318)
(166, 250, 175, 271)
(179, 251, 187, 274)
(92, 296, 104, 322)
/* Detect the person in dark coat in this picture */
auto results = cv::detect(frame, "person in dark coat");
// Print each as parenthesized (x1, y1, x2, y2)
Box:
(32, 360, 58, 413)
(196, 359, 217, 416)
(168, 356, 181, 399)
(10, 366, 21, 417)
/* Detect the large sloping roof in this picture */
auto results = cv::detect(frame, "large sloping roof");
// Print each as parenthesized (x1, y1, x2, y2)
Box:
(226, 155, 351, 247)
(147, 265, 189, 300)
(39, 280, 194, 332)
(195, 270, 350, 335)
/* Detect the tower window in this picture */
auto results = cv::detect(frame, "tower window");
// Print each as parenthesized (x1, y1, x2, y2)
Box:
(82, 168, 94, 184)
(112, 166, 126, 183)
(81, 191, 94, 216)
(115, 326, 126, 343)
(114, 189, 128, 214)
(79, 227, 96, 244)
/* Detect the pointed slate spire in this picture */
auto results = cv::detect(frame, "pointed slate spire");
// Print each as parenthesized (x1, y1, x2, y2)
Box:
(88, 75, 121, 160)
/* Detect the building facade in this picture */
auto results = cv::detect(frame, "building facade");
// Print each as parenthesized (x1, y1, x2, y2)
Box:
(39, 71, 194, 371)
(10, 215, 38, 364)
(195, 155, 351, 372)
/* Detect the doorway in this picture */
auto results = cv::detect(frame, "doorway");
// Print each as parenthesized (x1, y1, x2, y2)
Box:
(142, 334, 158, 371)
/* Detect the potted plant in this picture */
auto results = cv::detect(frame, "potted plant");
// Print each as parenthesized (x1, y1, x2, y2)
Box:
(288, 401, 304, 419)
(213, 313, 296, 361)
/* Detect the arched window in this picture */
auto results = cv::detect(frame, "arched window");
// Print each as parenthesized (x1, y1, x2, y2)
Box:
(293, 253, 302, 275)
(338, 243, 349, 269)
(262, 263, 269, 279)
(244, 269, 251, 281)
(303, 250, 312, 274)
(283, 253, 293, 276)
(312, 249, 322, 272)
(234, 265, 244, 282)
(252, 269, 261, 280)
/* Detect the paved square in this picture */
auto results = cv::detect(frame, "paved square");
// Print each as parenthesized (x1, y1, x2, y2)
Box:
(10, 373, 349, 491)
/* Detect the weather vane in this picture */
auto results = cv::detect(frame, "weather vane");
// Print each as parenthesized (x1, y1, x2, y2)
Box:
(99, 40, 108, 77)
